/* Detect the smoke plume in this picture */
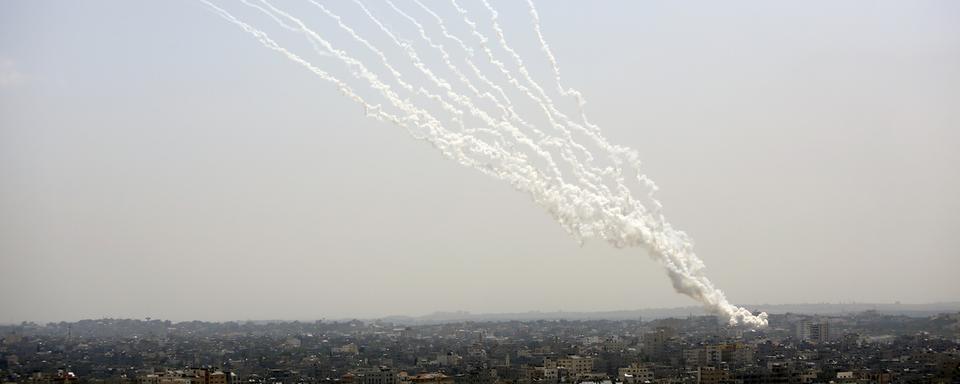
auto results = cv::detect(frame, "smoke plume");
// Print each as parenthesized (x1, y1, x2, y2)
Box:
(201, 0, 769, 327)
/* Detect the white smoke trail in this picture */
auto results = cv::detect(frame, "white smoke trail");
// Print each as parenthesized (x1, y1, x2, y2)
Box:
(476, 0, 612, 171)
(524, 0, 598, 135)
(203, 0, 574, 220)
(410, 0, 519, 125)
(391, 0, 612, 214)
(350, 0, 634, 236)
(295, 0, 559, 182)
(448, 0, 614, 207)
(486, 0, 768, 327)
(237, 0, 332, 58)
(345, 0, 590, 186)
(384, 0, 505, 121)
(254, 0, 475, 138)
(200, 1, 519, 179)
(201, 0, 768, 327)
(379, 0, 570, 181)
(409, 2, 622, 220)
(408, 0, 561, 159)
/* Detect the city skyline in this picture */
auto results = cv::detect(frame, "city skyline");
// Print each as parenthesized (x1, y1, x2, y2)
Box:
(2, 1, 959, 324)
(4, 301, 960, 325)
(2, 310, 958, 383)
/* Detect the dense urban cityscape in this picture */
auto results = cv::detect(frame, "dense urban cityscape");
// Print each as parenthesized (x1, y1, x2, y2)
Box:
(2, 311, 958, 384)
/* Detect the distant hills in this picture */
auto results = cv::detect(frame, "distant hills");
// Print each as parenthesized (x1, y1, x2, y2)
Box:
(378, 302, 960, 324)
(5, 302, 958, 326)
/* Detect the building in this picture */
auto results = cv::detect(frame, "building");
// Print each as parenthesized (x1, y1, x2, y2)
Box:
(436, 352, 462, 366)
(618, 363, 654, 383)
(684, 344, 754, 368)
(137, 375, 160, 384)
(697, 366, 732, 384)
(355, 367, 398, 384)
(407, 373, 454, 384)
(545, 355, 594, 376)
(808, 322, 830, 343)
(207, 371, 237, 384)
(335, 343, 360, 355)
(796, 320, 831, 343)
(453, 368, 497, 384)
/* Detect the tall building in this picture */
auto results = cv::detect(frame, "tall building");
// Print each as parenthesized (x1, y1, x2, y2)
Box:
(809, 322, 830, 343)
(796, 320, 830, 343)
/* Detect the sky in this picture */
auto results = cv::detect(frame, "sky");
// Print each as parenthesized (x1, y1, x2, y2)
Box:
(1, 1, 958, 324)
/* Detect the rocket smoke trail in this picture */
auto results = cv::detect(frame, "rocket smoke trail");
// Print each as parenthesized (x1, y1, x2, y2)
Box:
(517, 1, 768, 328)
(201, 0, 768, 327)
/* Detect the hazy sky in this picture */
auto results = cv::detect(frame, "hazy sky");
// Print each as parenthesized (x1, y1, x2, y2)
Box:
(1, 1, 958, 324)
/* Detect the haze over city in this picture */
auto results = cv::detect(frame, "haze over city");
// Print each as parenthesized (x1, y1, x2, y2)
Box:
(1, 0, 959, 325)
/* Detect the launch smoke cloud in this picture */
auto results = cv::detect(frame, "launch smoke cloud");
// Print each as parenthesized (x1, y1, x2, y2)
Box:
(201, 0, 769, 328)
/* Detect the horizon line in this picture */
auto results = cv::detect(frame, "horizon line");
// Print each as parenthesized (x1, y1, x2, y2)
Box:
(4, 301, 959, 326)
